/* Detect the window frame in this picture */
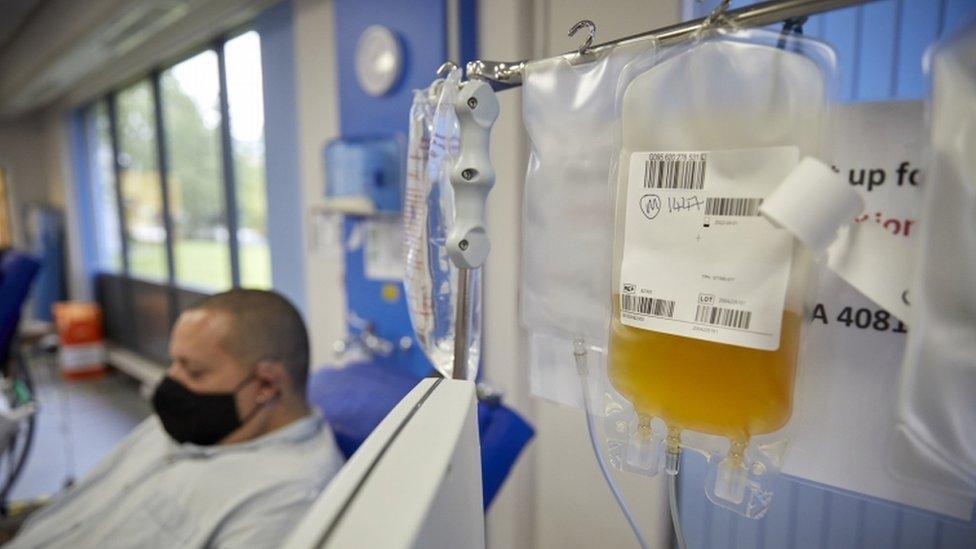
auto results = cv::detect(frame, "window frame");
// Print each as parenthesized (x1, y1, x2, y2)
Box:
(86, 28, 263, 293)
(77, 28, 266, 362)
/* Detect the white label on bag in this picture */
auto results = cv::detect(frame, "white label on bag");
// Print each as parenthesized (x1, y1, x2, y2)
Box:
(619, 147, 798, 350)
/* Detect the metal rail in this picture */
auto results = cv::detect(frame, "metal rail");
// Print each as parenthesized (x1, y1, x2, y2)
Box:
(452, 267, 471, 380)
(466, 0, 878, 89)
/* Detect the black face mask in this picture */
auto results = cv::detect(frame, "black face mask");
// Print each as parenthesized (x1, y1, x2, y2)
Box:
(152, 374, 257, 446)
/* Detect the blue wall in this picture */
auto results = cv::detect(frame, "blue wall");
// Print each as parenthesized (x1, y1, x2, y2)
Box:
(332, 0, 464, 377)
(257, 0, 308, 316)
(67, 110, 99, 295)
(689, 0, 976, 102)
(679, 450, 976, 549)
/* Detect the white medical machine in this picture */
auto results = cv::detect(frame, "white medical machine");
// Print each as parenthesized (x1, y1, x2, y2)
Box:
(283, 379, 485, 549)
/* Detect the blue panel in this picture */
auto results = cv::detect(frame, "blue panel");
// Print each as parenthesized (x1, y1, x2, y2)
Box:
(855, 0, 899, 101)
(708, 493, 734, 549)
(27, 207, 65, 321)
(459, 0, 479, 66)
(679, 452, 710, 549)
(736, 502, 764, 549)
(68, 109, 99, 294)
(941, 0, 976, 37)
(333, 0, 454, 377)
(861, 499, 901, 547)
(680, 464, 976, 548)
(826, 493, 862, 548)
(256, 0, 307, 315)
(762, 477, 797, 548)
(334, 0, 448, 137)
(794, 483, 827, 548)
(324, 136, 403, 213)
(805, 14, 826, 37)
(727, 510, 740, 549)
(821, 6, 861, 101)
(340, 218, 431, 377)
(941, 520, 976, 548)
(899, 509, 940, 548)
(895, 0, 942, 98)
(687, 0, 714, 19)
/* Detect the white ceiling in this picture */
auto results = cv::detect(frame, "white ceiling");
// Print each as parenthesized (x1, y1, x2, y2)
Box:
(0, 0, 45, 53)
(0, 0, 277, 119)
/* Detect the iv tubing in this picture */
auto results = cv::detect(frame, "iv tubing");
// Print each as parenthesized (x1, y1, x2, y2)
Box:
(664, 433, 686, 549)
(573, 339, 648, 549)
(668, 471, 688, 549)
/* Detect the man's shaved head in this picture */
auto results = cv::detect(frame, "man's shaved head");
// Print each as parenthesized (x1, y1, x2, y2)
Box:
(189, 289, 310, 392)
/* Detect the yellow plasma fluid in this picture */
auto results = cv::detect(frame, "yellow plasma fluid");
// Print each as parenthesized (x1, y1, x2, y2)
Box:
(608, 300, 802, 442)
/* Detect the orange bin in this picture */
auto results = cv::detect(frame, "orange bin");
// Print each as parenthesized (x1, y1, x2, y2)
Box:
(53, 302, 107, 380)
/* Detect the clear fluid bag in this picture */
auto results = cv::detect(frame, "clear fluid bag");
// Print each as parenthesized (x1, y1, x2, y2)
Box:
(605, 28, 837, 518)
(520, 40, 655, 406)
(892, 22, 976, 498)
(403, 68, 482, 379)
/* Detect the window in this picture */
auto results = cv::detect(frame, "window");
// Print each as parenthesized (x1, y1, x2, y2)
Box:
(162, 50, 231, 290)
(80, 30, 268, 294)
(225, 31, 271, 289)
(116, 80, 167, 281)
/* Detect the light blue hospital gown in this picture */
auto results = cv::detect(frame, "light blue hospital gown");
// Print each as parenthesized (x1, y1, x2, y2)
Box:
(7, 412, 344, 548)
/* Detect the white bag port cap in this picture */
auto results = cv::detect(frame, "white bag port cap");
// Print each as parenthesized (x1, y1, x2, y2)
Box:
(760, 157, 864, 253)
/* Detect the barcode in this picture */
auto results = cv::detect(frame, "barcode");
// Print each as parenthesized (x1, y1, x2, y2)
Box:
(704, 197, 763, 216)
(695, 305, 752, 330)
(643, 155, 706, 190)
(621, 295, 676, 318)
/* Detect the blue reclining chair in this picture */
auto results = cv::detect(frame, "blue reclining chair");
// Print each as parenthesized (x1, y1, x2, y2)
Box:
(0, 250, 42, 373)
(0, 249, 42, 512)
(308, 361, 534, 509)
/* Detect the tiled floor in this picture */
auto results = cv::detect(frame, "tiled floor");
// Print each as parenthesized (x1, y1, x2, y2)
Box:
(10, 352, 150, 502)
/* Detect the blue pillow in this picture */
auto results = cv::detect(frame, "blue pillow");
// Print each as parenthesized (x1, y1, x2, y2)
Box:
(307, 362, 534, 508)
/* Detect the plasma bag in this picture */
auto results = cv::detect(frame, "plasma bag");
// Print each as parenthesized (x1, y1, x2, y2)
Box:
(404, 68, 482, 379)
(520, 41, 655, 407)
(606, 29, 839, 518)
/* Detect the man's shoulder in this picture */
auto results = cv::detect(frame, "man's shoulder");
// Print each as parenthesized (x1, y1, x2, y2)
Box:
(204, 423, 346, 548)
(257, 415, 346, 479)
(130, 415, 167, 440)
(199, 415, 344, 490)
(105, 416, 171, 463)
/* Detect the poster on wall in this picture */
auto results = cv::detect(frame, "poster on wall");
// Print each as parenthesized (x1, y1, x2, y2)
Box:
(364, 218, 405, 281)
(784, 100, 973, 519)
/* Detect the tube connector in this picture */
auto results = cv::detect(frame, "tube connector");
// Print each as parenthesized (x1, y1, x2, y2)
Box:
(623, 414, 662, 472)
(665, 426, 682, 475)
(572, 338, 589, 377)
(665, 449, 681, 476)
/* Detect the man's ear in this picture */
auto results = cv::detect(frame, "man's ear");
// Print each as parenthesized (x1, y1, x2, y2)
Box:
(253, 360, 286, 403)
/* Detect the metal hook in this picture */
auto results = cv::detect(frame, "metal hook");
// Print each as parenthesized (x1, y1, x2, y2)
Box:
(568, 19, 596, 55)
(777, 15, 808, 50)
(702, 0, 732, 29)
(430, 61, 457, 100)
(437, 61, 458, 77)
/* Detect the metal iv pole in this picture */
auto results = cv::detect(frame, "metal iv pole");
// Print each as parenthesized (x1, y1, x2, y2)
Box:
(465, 0, 879, 89)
